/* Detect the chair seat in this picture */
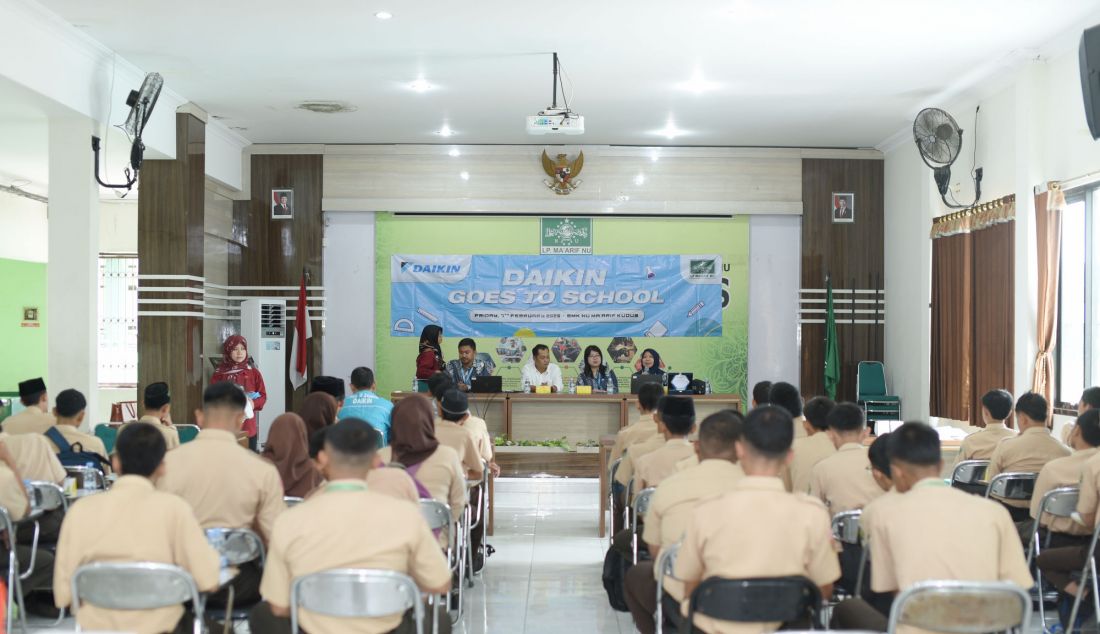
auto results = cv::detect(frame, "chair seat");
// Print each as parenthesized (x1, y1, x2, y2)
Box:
(860, 396, 900, 403)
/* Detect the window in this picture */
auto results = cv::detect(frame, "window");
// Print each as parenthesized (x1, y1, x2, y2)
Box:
(1056, 185, 1100, 408)
(98, 255, 138, 386)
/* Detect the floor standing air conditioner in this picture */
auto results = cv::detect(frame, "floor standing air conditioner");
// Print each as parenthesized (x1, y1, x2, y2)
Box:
(240, 299, 287, 446)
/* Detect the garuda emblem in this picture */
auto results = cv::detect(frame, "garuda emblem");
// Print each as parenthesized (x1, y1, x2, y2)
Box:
(541, 150, 584, 195)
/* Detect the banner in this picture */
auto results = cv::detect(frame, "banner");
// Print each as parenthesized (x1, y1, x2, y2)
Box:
(390, 254, 723, 338)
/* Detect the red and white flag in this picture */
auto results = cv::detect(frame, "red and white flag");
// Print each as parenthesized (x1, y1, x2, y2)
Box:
(289, 273, 312, 390)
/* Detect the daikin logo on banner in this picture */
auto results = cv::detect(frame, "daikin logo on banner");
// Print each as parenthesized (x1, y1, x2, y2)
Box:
(392, 255, 472, 283)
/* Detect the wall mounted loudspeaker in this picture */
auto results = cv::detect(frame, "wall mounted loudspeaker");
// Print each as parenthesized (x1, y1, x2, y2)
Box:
(1082, 24, 1100, 140)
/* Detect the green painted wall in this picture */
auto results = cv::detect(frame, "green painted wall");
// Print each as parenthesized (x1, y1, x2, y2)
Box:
(374, 215, 750, 403)
(0, 258, 47, 392)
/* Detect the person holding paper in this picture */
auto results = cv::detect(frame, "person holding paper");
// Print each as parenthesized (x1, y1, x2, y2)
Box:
(211, 335, 267, 451)
(521, 344, 563, 393)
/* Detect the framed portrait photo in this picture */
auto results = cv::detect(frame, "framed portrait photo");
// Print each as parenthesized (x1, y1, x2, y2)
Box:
(271, 189, 294, 219)
(832, 192, 854, 223)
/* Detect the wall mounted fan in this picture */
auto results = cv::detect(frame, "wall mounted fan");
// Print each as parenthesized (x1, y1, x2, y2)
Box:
(913, 107, 982, 208)
(92, 72, 163, 191)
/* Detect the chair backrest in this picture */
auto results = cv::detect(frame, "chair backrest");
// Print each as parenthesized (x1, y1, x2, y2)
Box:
(205, 527, 265, 566)
(688, 576, 822, 626)
(857, 361, 888, 398)
(418, 499, 453, 532)
(1038, 486, 1080, 518)
(65, 465, 106, 490)
(290, 569, 423, 634)
(94, 424, 118, 455)
(657, 542, 680, 580)
(985, 472, 1038, 500)
(950, 460, 989, 486)
(26, 481, 67, 513)
(71, 562, 201, 612)
(831, 510, 862, 546)
(284, 496, 305, 507)
(633, 487, 656, 522)
(886, 580, 1031, 634)
(176, 424, 200, 444)
(609, 457, 622, 483)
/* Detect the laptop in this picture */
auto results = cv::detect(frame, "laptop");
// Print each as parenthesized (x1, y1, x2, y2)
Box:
(667, 372, 694, 395)
(470, 375, 503, 393)
(630, 373, 663, 394)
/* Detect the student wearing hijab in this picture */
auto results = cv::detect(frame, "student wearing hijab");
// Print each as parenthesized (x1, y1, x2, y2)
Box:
(381, 394, 466, 521)
(211, 335, 267, 451)
(299, 392, 338, 459)
(415, 325, 445, 380)
(577, 345, 619, 393)
(261, 413, 323, 498)
(636, 348, 665, 376)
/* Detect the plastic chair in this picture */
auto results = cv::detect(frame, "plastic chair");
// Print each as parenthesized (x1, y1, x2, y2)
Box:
(176, 424, 201, 444)
(291, 569, 424, 634)
(856, 361, 901, 422)
(887, 580, 1031, 633)
(1, 505, 28, 634)
(284, 496, 305, 507)
(984, 472, 1038, 501)
(419, 499, 459, 627)
(950, 460, 989, 490)
(1027, 486, 1080, 630)
(685, 576, 823, 630)
(71, 562, 204, 634)
(631, 486, 657, 564)
(93, 424, 118, 455)
(655, 542, 680, 631)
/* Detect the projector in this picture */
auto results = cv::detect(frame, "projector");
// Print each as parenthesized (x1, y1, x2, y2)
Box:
(526, 110, 585, 135)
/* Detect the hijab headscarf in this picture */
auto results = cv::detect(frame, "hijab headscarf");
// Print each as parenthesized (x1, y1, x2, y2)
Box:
(215, 335, 250, 375)
(261, 413, 323, 497)
(639, 348, 664, 375)
(418, 325, 444, 362)
(391, 394, 440, 467)
(299, 391, 338, 436)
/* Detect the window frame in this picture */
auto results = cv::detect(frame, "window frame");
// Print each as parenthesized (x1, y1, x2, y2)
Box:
(97, 253, 139, 388)
(1054, 185, 1096, 411)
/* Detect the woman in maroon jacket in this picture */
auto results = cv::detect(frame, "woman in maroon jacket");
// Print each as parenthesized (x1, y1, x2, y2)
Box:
(415, 325, 444, 380)
(211, 335, 267, 451)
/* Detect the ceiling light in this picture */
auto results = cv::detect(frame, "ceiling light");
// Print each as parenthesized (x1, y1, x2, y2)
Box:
(649, 150, 661, 162)
(616, 194, 630, 202)
(408, 77, 435, 93)
(374, 11, 393, 20)
(651, 119, 687, 139)
(459, 171, 470, 181)
(435, 124, 455, 137)
(633, 174, 646, 186)
(448, 148, 461, 157)
(675, 70, 721, 95)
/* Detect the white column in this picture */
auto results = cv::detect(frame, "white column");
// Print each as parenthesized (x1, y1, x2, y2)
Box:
(47, 116, 99, 421)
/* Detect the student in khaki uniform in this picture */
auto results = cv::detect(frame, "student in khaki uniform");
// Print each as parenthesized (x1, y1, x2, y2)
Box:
(0, 431, 65, 484)
(674, 406, 840, 634)
(953, 389, 1017, 467)
(783, 395, 836, 493)
(832, 422, 1033, 631)
(157, 381, 286, 606)
(1059, 386, 1099, 445)
(624, 410, 745, 634)
(611, 383, 664, 463)
(610, 383, 666, 535)
(987, 392, 1070, 521)
(1025, 409, 1100, 548)
(54, 423, 220, 634)
(769, 381, 808, 440)
(633, 396, 697, 491)
(122, 382, 180, 451)
(381, 394, 467, 521)
(3, 377, 54, 435)
(428, 379, 484, 480)
(49, 389, 110, 467)
(809, 402, 883, 514)
(440, 389, 493, 571)
(0, 442, 53, 608)
(250, 419, 452, 634)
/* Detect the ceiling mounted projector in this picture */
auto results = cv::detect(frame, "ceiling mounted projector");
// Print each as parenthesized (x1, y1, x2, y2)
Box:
(527, 52, 584, 136)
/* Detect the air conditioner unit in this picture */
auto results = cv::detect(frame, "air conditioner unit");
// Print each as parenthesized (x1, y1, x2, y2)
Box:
(240, 299, 287, 446)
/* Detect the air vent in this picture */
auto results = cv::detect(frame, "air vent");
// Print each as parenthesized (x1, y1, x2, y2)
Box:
(260, 303, 285, 337)
(295, 101, 358, 114)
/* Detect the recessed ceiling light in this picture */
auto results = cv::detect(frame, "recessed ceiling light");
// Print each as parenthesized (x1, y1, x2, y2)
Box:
(649, 150, 661, 162)
(374, 11, 393, 20)
(408, 77, 435, 93)
(448, 148, 461, 157)
(460, 171, 470, 181)
(675, 70, 721, 95)
(616, 194, 630, 202)
(651, 119, 687, 139)
(435, 124, 455, 137)
(633, 174, 646, 186)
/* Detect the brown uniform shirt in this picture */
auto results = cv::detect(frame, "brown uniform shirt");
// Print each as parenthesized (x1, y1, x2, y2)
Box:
(793, 415, 808, 439)
(53, 476, 220, 634)
(1029, 447, 1097, 535)
(366, 467, 419, 504)
(616, 433, 665, 487)
(1, 407, 54, 435)
(809, 442, 884, 514)
(157, 428, 286, 541)
(868, 479, 1032, 597)
(461, 415, 493, 463)
(0, 431, 65, 483)
(53, 425, 110, 463)
(675, 476, 839, 633)
(987, 426, 1070, 508)
(0, 462, 28, 521)
(259, 479, 451, 634)
(610, 413, 658, 463)
(120, 416, 181, 451)
(676, 454, 700, 472)
(634, 438, 696, 491)
(953, 423, 1017, 465)
(643, 459, 744, 601)
(1073, 452, 1100, 527)
(784, 432, 836, 494)
(380, 445, 467, 520)
(434, 418, 484, 478)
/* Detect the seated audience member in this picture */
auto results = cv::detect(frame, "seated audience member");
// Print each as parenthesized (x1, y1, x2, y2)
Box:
(157, 381, 286, 605)
(751, 380, 773, 408)
(310, 375, 346, 409)
(633, 396, 697, 491)
(54, 423, 219, 634)
(121, 382, 180, 450)
(1060, 386, 1100, 444)
(440, 388, 494, 570)
(769, 381, 807, 439)
(337, 366, 394, 446)
(840, 432, 895, 608)
(0, 442, 53, 609)
(300, 391, 338, 458)
(611, 383, 664, 463)
(987, 392, 1069, 521)
(1025, 409, 1100, 548)
(429, 383, 484, 480)
(832, 422, 1032, 631)
(250, 419, 452, 634)
(446, 338, 493, 392)
(809, 402, 882, 514)
(783, 396, 836, 493)
(4, 377, 54, 435)
(311, 426, 421, 503)
(624, 410, 745, 634)
(261, 412, 324, 498)
(674, 405, 840, 633)
(49, 389, 110, 467)
(953, 388, 1017, 466)
(381, 394, 466, 521)
(0, 428, 65, 485)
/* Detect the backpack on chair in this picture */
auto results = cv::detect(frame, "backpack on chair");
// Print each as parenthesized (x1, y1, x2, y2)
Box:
(44, 427, 110, 472)
(602, 545, 632, 612)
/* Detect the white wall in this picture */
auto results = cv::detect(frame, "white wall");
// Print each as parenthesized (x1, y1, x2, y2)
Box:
(322, 212, 376, 385)
(747, 215, 801, 391)
(0, 190, 47, 262)
(99, 199, 138, 253)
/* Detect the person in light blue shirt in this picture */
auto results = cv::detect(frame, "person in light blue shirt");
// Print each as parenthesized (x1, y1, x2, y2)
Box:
(336, 367, 393, 447)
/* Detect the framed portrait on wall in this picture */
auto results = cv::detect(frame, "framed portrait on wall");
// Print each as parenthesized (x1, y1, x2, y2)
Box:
(832, 192, 854, 223)
(271, 189, 294, 219)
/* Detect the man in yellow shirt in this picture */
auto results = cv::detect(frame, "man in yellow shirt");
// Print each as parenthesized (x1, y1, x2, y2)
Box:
(953, 389, 1017, 468)
(986, 392, 1069, 521)
(49, 389, 110, 468)
(783, 395, 835, 492)
(3, 377, 54, 435)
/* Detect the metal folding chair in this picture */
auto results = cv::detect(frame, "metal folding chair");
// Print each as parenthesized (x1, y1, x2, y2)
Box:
(465, 459, 489, 585)
(24, 481, 69, 626)
(631, 486, 656, 564)
(291, 569, 424, 634)
(1068, 509, 1100, 631)
(829, 510, 862, 604)
(1027, 486, 1080, 631)
(71, 562, 205, 634)
(984, 472, 1038, 501)
(608, 457, 622, 546)
(949, 460, 989, 490)
(685, 575, 823, 630)
(887, 580, 1031, 633)
(419, 499, 459, 628)
(204, 526, 265, 622)
(654, 542, 680, 632)
(1, 505, 28, 634)
(64, 465, 107, 491)
(283, 496, 305, 507)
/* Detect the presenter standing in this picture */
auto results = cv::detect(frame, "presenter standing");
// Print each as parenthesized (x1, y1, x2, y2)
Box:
(211, 335, 266, 451)
(577, 345, 619, 393)
(521, 344, 563, 393)
(637, 348, 665, 376)
(415, 325, 445, 379)
(445, 338, 493, 392)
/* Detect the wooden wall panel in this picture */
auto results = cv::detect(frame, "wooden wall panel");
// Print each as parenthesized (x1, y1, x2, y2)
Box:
(800, 158, 885, 403)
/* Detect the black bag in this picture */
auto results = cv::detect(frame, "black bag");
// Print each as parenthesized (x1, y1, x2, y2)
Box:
(44, 427, 109, 472)
(602, 546, 631, 612)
